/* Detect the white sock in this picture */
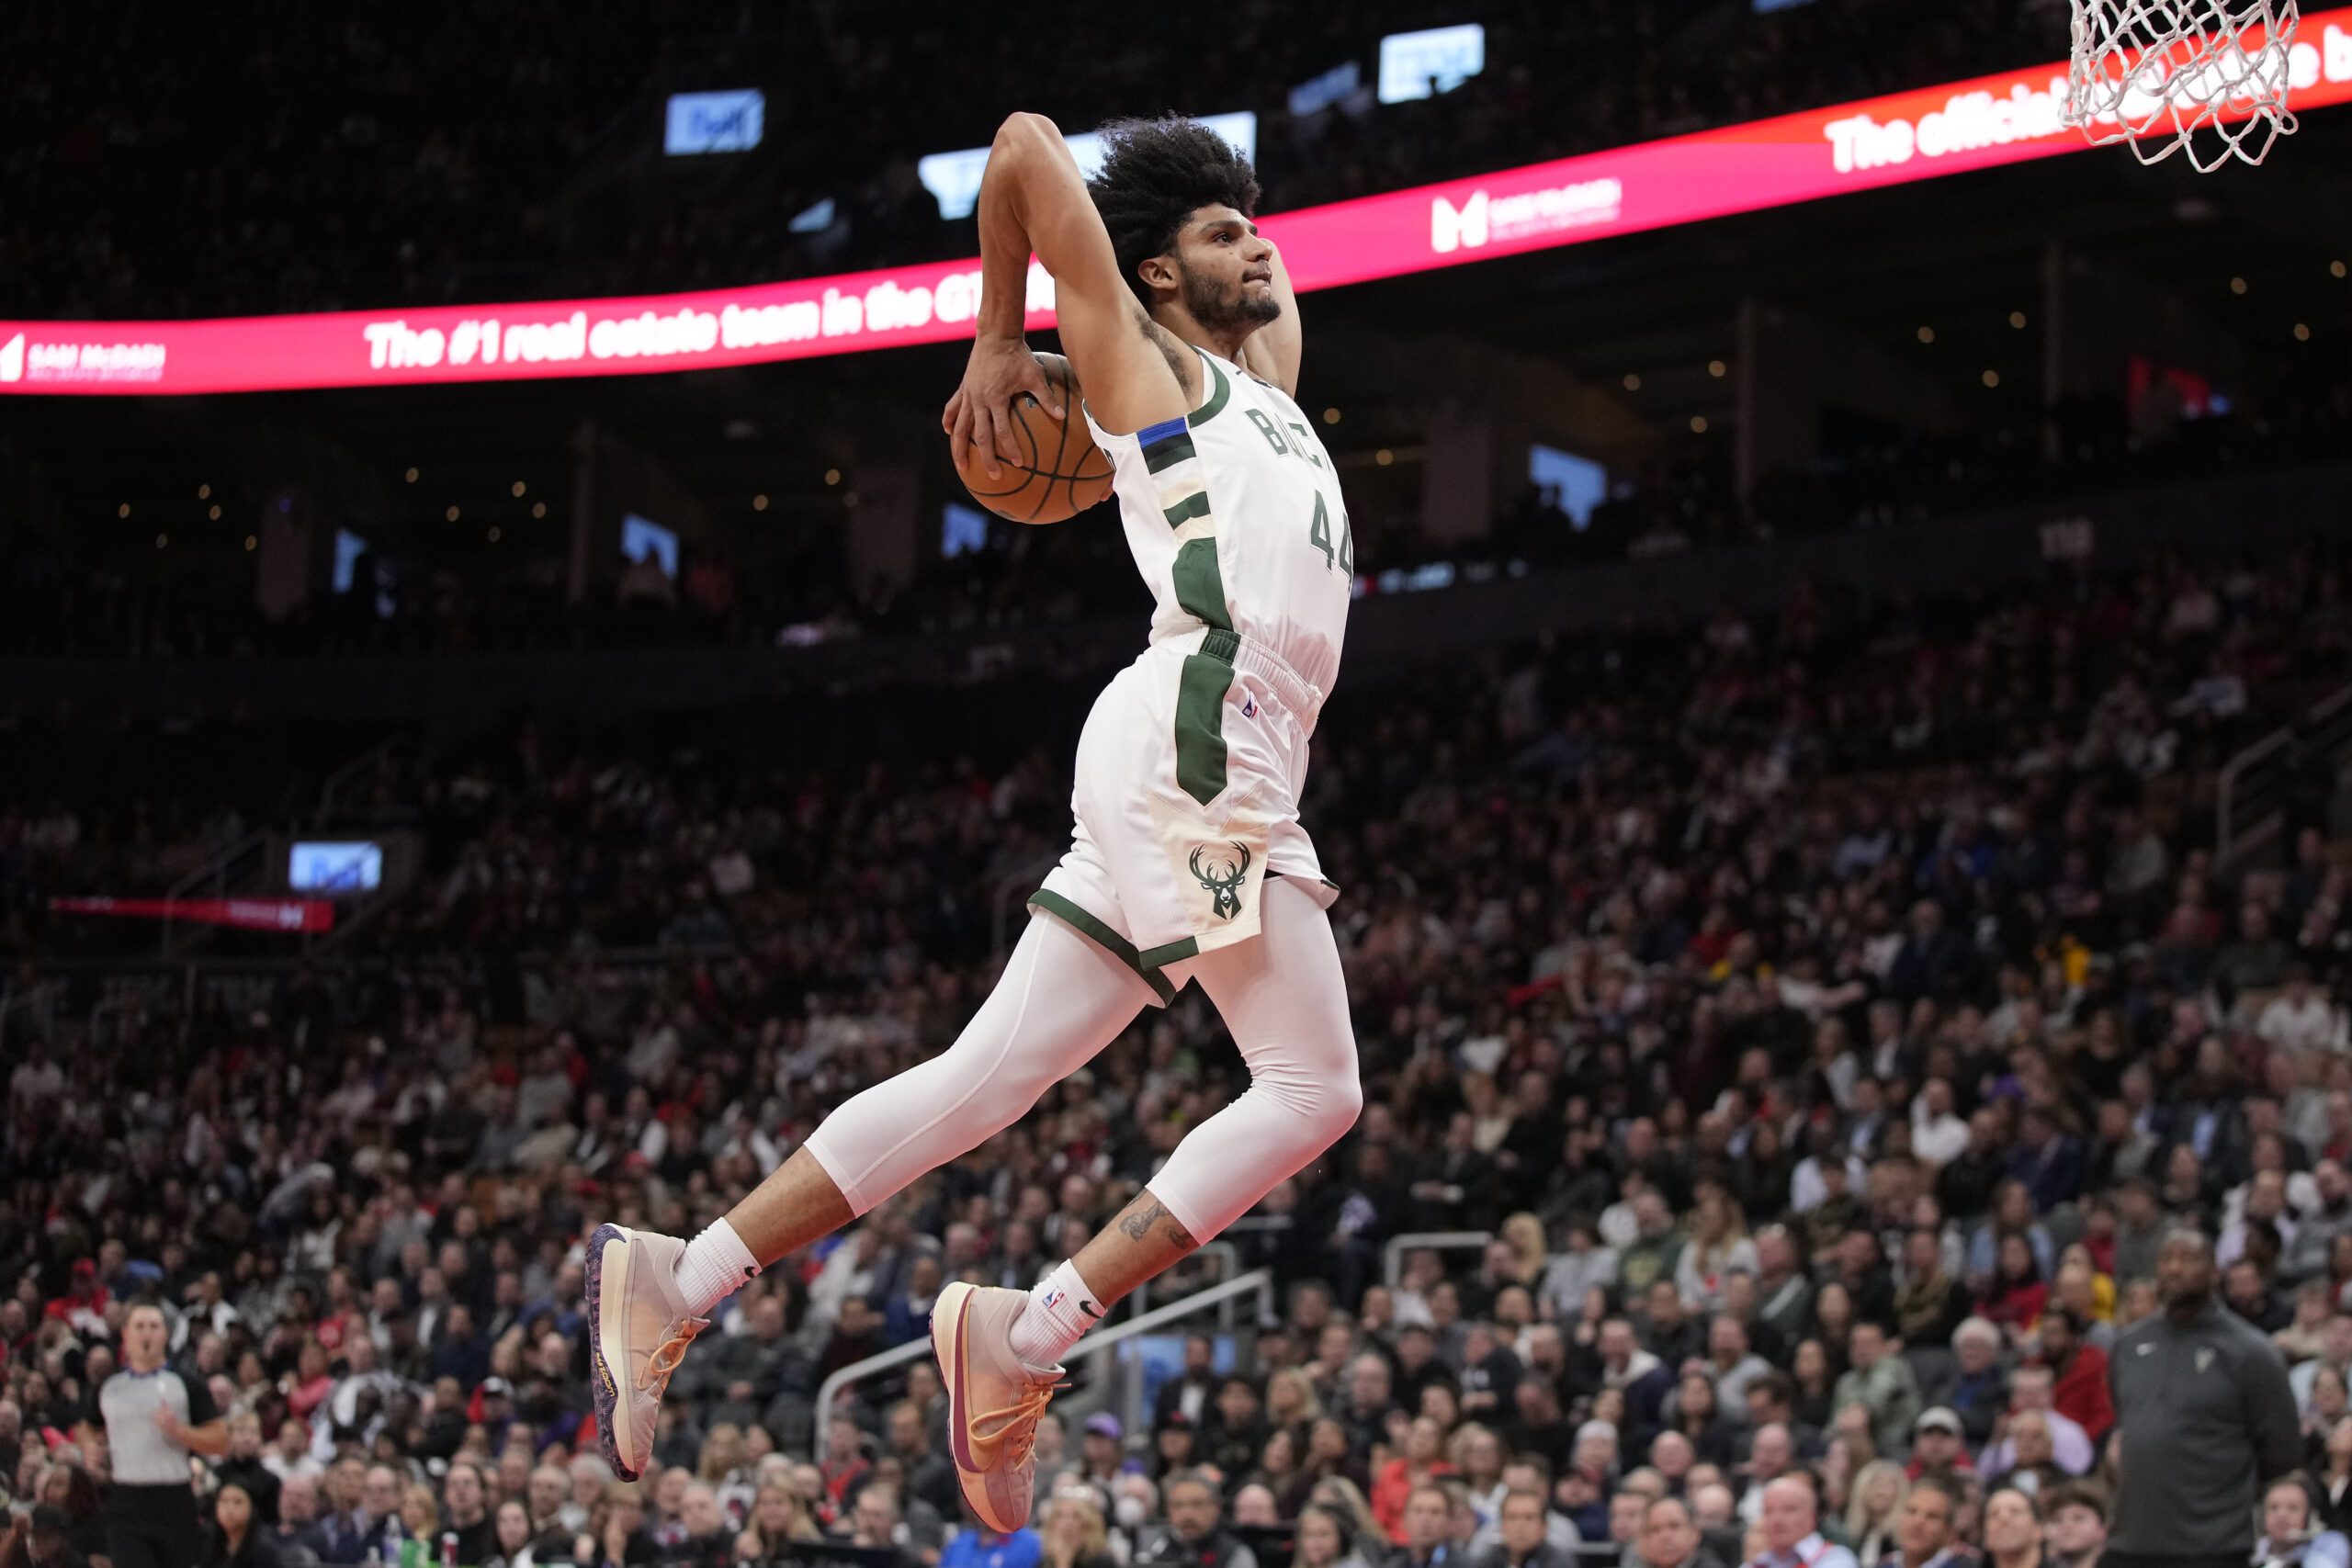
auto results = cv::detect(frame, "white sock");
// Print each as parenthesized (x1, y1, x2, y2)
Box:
(673, 1218, 761, 1317)
(1009, 1260, 1104, 1369)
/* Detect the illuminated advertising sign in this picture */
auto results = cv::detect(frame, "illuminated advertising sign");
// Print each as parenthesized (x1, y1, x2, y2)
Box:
(1378, 24, 1487, 103)
(6, 14, 2349, 397)
(1289, 61, 1363, 117)
(918, 111, 1258, 220)
(665, 89, 765, 155)
(288, 841, 385, 893)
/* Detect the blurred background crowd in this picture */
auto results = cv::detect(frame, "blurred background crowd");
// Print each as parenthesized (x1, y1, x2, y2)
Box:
(8, 533, 2352, 1568)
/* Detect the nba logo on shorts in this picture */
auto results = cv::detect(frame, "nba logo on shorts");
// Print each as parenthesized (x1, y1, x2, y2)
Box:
(1242, 696, 1257, 718)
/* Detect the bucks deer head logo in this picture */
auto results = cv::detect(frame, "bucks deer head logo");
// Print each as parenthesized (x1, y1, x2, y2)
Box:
(1189, 841, 1250, 920)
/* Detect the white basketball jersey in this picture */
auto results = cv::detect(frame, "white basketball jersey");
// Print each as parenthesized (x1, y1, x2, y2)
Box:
(1081, 344, 1353, 706)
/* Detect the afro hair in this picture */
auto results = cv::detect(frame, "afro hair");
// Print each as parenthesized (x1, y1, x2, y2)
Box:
(1086, 115, 1262, 310)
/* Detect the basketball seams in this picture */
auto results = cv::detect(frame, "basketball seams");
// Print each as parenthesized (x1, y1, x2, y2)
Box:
(1042, 358, 1075, 522)
(954, 353, 1114, 521)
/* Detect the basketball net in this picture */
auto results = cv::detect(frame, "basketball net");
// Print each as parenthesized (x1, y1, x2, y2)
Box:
(2065, 0, 2301, 170)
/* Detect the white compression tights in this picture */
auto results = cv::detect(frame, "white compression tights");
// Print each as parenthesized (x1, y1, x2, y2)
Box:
(803, 874, 1362, 1243)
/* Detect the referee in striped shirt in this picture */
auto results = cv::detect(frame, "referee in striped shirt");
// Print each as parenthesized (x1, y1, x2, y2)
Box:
(77, 1302, 227, 1568)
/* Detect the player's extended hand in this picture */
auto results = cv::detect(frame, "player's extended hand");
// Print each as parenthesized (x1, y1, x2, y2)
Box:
(944, 334, 1062, 480)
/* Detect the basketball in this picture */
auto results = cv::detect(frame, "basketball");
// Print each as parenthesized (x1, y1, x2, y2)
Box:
(952, 352, 1114, 525)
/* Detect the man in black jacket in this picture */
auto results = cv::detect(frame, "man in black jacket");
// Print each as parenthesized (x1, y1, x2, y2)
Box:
(1637, 1496, 1727, 1568)
(1479, 1492, 1574, 1568)
(2106, 1230, 2300, 1568)
(1154, 1335, 1221, 1427)
(1139, 1472, 1261, 1568)
(1390, 1484, 1464, 1568)
(212, 1412, 283, 1526)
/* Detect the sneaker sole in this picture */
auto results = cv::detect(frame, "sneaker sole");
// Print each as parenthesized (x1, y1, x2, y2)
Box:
(584, 1223, 641, 1481)
(932, 1280, 1020, 1533)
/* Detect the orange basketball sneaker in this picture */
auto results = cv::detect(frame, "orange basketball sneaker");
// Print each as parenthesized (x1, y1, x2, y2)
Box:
(586, 1224, 709, 1482)
(931, 1280, 1063, 1532)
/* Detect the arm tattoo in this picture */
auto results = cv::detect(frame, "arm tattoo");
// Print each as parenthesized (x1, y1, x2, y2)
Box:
(1117, 1199, 1198, 1252)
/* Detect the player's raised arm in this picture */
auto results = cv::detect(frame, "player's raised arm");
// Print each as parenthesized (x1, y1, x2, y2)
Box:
(950, 114, 1188, 457)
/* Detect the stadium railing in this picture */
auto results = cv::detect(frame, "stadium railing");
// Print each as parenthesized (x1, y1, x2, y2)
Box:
(1129, 1240, 1243, 1320)
(2219, 681, 2352, 867)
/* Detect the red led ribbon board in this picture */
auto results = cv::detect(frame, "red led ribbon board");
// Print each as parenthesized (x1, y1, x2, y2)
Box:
(6, 13, 2348, 396)
(49, 897, 336, 932)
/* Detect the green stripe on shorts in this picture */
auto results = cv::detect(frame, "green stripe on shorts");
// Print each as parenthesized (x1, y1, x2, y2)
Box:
(1027, 890, 1177, 1006)
(1137, 934, 1203, 969)
(1174, 649, 1233, 807)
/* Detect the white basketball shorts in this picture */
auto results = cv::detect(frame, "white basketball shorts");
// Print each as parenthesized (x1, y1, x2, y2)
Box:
(1029, 626, 1339, 1007)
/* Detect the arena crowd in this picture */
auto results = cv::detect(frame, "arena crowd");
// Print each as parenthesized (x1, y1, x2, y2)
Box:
(5, 536, 2352, 1568)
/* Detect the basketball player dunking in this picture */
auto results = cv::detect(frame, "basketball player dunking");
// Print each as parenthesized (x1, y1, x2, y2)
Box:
(586, 113, 1361, 1532)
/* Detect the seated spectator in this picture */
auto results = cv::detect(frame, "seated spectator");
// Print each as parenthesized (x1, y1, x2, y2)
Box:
(734, 1481, 822, 1562)
(1040, 1488, 1119, 1568)
(1677, 1188, 1759, 1314)
(1137, 1472, 1258, 1568)
(1698, 1319, 1771, 1427)
(1903, 1410, 1973, 1485)
(1159, 1338, 1221, 1428)
(1927, 1323, 2010, 1450)
(442, 1461, 496, 1562)
(1789, 1340, 1841, 1435)
(1296, 1502, 1376, 1568)
(1466, 1461, 1578, 1559)
(2255, 1477, 2351, 1568)
(1642, 1495, 1727, 1568)
(1744, 1478, 1858, 1568)
(1375, 1419, 1459, 1544)
(1993, 1415, 2070, 1500)
(2321, 1423, 2352, 1536)
(1978, 1490, 2048, 1568)
(1832, 1324, 1922, 1460)
(483, 1500, 536, 1568)
(271, 1474, 325, 1565)
(1894, 1231, 1972, 1353)
(1736, 1427, 1799, 1527)
(6, 1506, 90, 1568)
(214, 1413, 284, 1528)
(1842, 1463, 1909, 1568)
(1668, 1374, 1736, 1469)
(1541, 1224, 1620, 1325)
(844, 1483, 915, 1568)
(2030, 1311, 2112, 1447)
(1978, 1237, 2050, 1339)
(2040, 1483, 2106, 1568)
(662, 1483, 736, 1568)
(1978, 1369, 2092, 1482)
(1877, 1475, 1972, 1568)
(582, 1483, 654, 1568)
